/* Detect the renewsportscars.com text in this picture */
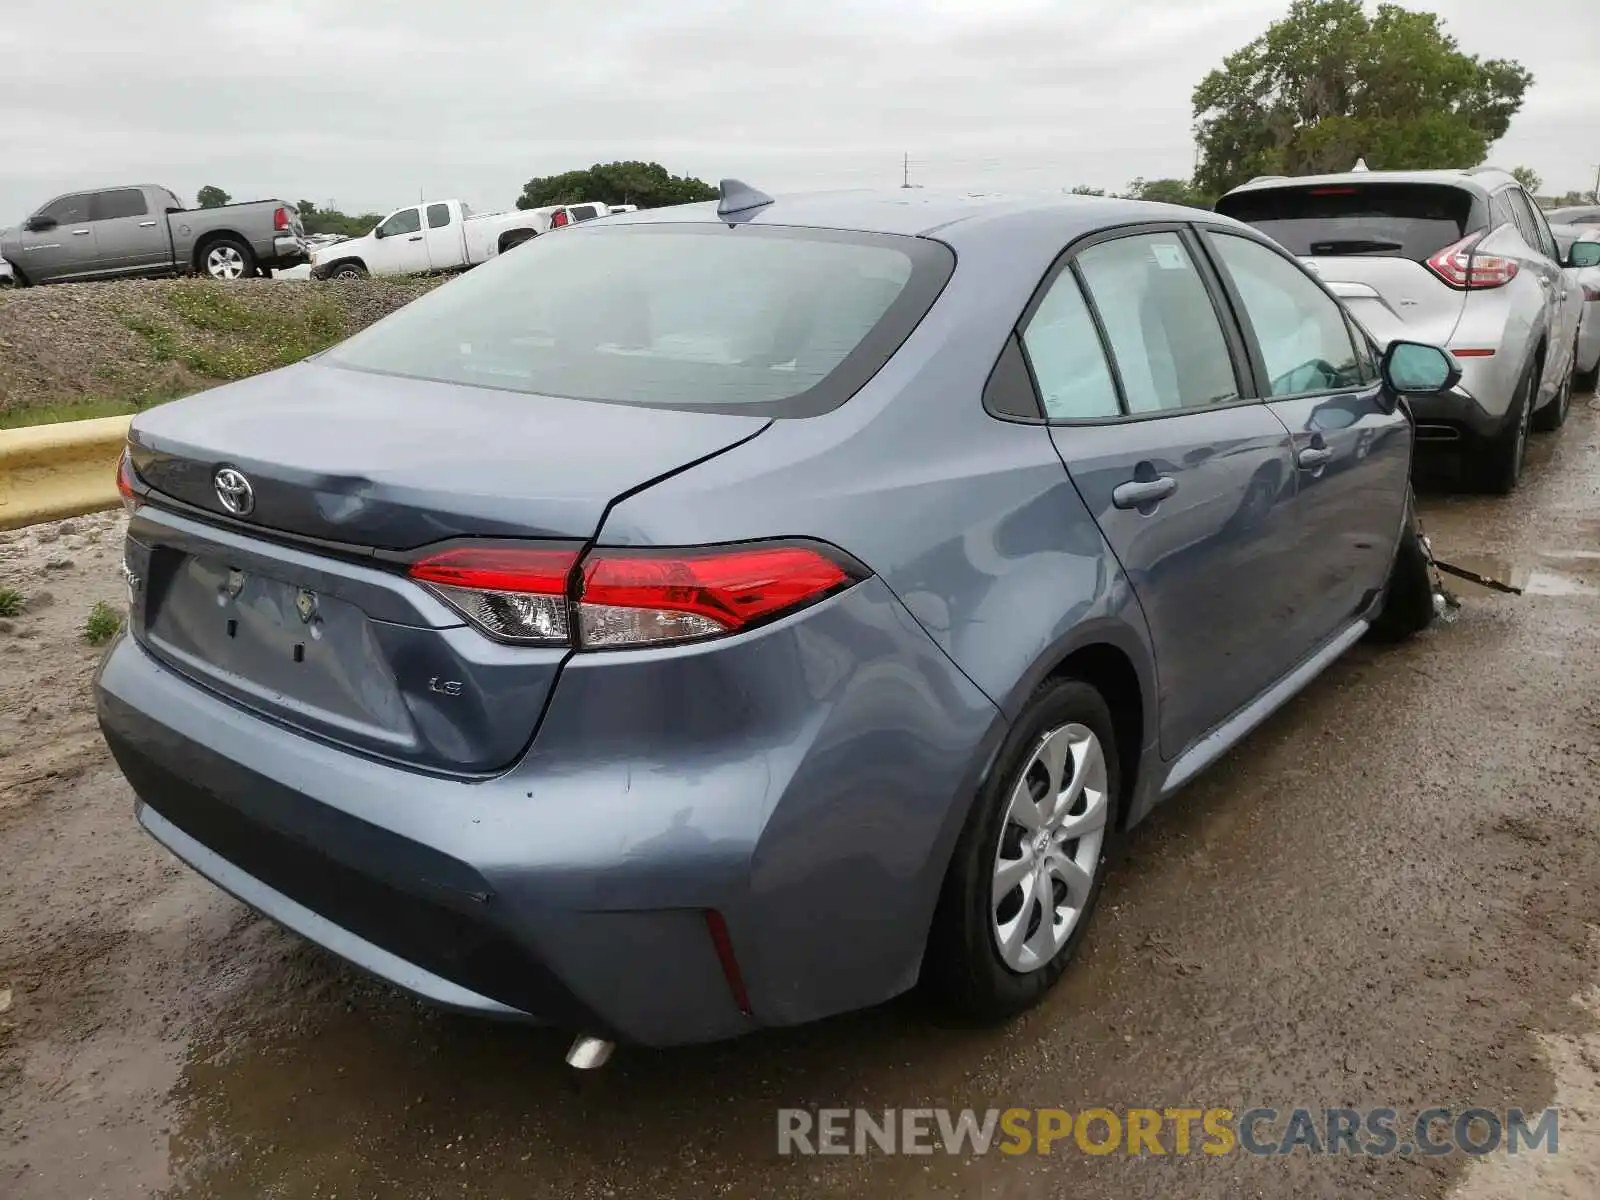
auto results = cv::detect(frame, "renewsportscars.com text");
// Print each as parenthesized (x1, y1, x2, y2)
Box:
(777, 1106, 1559, 1158)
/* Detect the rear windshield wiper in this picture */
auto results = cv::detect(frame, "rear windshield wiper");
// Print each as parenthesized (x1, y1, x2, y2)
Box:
(1308, 238, 1405, 255)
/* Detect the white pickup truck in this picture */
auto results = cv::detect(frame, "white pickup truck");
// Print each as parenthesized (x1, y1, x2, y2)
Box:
(309, 198, 575, 280)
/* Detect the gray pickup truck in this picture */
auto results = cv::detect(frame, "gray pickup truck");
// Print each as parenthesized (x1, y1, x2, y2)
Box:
(0, 184, 309, 285)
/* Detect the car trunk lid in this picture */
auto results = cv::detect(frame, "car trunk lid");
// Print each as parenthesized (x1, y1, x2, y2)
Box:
(124, 362, 769, 774)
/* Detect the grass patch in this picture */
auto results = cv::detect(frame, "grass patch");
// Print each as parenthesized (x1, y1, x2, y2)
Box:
(121, 280, 349, 382)
(0, 587, 23, 617)
(0, 386, 200, 429)
(83, 600, 122, 645)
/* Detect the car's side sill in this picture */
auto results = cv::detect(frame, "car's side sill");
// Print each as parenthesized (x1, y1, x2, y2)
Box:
(1160, 619, 1369, 797)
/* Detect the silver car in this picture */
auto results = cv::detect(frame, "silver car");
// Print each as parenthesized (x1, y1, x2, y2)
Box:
(1218, 168, 1584, 492)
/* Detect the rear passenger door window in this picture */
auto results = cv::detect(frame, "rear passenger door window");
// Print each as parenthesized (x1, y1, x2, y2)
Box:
(1019, 271, 1120, 419)
(1204, 233, 1363, 396)
(426, 203, 451, 229)
(1074, 231, 1243, 413)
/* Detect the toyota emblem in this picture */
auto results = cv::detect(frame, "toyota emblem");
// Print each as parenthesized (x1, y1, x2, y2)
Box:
(213, 467, 255, 516)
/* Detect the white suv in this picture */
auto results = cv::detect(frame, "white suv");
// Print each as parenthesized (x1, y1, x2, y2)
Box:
(1217, 167, 1584, 493)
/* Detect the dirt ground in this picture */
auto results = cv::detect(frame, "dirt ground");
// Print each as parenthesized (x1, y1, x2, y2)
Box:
(2, 395, 1599, 1199)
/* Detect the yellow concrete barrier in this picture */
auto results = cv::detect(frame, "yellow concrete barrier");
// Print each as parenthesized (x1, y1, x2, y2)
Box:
(0, 415, 133, 531)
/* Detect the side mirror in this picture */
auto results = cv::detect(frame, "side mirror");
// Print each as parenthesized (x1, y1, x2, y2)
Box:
(1566, 241, 1600, 270)
(1381, 341, 1460, 396)
(24, 215, 57, 232)
(372, 225, 386, 239)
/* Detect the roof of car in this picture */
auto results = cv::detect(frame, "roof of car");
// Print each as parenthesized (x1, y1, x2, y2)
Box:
(600, 187, 1240, 242)
(1222, 167, 1515, 198)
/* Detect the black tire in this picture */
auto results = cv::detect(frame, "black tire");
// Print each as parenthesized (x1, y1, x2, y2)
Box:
(499, 230, 535, 254)
(2, 260, 26, 287)
(327, 261, 367, 280)
(198, 236, 257, 281)
(1578, 360, 1598, 394)
(924, 678, 1122, 1022)
(1469, 357, 1535, 494)
(1531, 343, 1575, 433)
(1367, 486, 1436, 644)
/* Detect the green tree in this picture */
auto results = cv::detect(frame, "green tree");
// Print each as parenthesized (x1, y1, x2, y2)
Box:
(516, 161, 718, 210)
(196, 185, 231, 209)
(1069, 184, 1107, 196)
(1123, 177, 1213, 208)
(1510, 166, 1541, 195)
(1192, 0, 1533, 196)
(295, 200, 384, 238)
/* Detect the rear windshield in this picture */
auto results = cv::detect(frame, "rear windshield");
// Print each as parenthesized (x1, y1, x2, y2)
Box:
(326, 224, 952, 416)
(1217, 183, 1478, 260)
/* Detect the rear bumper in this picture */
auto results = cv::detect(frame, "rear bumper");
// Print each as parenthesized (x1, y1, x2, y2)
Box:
(1405, 381, 1505, 442)
(265, 235, 310, 268)
(95, 576, 1002, 1046)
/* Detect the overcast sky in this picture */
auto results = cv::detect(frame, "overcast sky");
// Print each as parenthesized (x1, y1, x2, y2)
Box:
(0, 0, 1594, 222)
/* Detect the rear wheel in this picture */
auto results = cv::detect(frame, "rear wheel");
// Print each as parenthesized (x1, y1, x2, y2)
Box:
(200, 237, 256, 281)
(1531, 342, 1575, 433)
(1470, 358, 1535, 494)
(925, 678, 1120, 1021)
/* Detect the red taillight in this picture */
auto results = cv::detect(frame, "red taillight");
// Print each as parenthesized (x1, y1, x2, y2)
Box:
(408, 541, 859, 648)
(1308, 187, 1359, 195)
(1584, 285, 1600, 302)
(1425, 231, 1518, 289)
(550, 210, 570, 228)
(115, 448, 140, 512)
(273, 206, 291, 232)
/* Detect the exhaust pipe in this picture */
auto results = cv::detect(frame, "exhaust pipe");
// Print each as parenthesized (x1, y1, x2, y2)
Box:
(565, 1034, 614, 1070)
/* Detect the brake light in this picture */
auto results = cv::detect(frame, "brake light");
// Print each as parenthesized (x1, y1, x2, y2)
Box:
(1425, 231, 1518, 289)
(407, 541, 861, 648)
(1309, 187, 1359, 195)
(579, 545, 853, 647)
(273, 206, 291, 232)
(115, 448, 141, 513)
(550, 210, 570, 228)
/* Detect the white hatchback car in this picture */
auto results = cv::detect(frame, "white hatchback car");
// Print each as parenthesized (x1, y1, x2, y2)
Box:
(1218, 167, 1585, 493)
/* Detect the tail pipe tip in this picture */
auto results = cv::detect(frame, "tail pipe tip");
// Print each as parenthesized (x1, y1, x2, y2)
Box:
(565, 1035, 614, 1070)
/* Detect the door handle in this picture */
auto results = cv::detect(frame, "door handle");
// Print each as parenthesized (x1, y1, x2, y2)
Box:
(138, 221, 157, 228)
(71, 228, 91, 236)
(1297, 446, 1333, 469)
(407, 235, 423, 241)
(1112, 476, 1177, 509)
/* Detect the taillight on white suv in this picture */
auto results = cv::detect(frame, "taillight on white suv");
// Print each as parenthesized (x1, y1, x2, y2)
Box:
(408, 541, 862, 649)
(1425, 231, 1518, 289)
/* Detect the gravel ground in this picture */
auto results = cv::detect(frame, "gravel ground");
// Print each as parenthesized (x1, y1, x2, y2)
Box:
(1, 396, 1598, 1198)
(0, 276, 446, 419)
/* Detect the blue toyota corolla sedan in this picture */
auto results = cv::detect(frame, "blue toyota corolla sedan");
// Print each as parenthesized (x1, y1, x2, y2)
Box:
(97, 182, 1455, 1062)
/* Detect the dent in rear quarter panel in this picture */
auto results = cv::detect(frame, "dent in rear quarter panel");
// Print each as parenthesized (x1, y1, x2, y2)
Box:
(523, 577, 1000, 1026)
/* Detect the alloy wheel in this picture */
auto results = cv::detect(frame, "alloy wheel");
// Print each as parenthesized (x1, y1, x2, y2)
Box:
(992, 723, 1110, 973)
(206, 246, 245, 280)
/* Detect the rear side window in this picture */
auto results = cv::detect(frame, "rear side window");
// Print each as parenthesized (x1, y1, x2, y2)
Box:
(1075, 232, 1241, 413)
(426, 203, 451, 229)
(325, 224, 953, 416)
(1206, 233, 1363, 397)
(93, 189, 149, 220)
(1217, 183, 1476, 261)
